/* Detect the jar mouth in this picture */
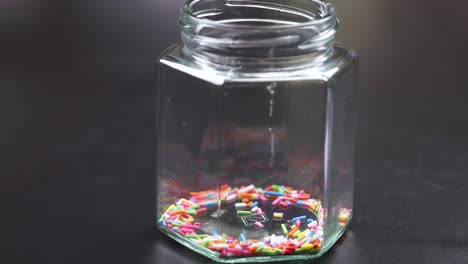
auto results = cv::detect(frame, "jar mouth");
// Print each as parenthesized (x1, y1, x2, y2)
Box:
(181, 0, 336, 30)
(179, 0, 338, 68)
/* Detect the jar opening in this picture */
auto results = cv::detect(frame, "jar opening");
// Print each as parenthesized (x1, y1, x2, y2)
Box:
(179, 0, 337, 67)
(182, 0, 335, 29)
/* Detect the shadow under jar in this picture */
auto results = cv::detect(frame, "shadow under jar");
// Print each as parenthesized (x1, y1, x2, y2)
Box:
(155, 0, 358, 262)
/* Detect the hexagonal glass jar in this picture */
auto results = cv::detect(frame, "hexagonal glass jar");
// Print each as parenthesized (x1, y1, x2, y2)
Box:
(155, 0, 358, 262)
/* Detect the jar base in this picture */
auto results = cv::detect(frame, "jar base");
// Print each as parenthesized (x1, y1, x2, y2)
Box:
(157, 184, 351, 262)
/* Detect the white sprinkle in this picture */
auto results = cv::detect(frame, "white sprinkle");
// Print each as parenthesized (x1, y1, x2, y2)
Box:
(235, 203, 247, 209)
(226, 194, 236, 203)
(238, 184, 255, 194)
(212, 243, 229, 249)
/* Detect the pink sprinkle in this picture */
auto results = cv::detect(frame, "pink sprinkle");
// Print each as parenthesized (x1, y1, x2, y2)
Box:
(254, 221, 264, 229)
(180, 224, 199, 229)
(296, 219, 301, 227)
(259, 195, 267, 203)
(227, 248, 250, 255)
(227, 248, 243, 254)
(272, 197, 281, 206)
(308, 221, 318, 228)
(257, 207, 263, 216)
(180, 227, 195, 233)
(299, 190, 304, 195)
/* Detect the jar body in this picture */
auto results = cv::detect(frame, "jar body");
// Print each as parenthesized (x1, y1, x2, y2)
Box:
(156, 0, 358, 261)
(156, 42, 357, 262)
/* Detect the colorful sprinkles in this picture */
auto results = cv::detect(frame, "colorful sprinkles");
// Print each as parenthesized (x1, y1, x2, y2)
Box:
(159, 184, 350, 258)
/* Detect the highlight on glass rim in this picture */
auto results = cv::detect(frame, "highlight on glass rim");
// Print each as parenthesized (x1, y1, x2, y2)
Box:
(155, 0, 358, 262)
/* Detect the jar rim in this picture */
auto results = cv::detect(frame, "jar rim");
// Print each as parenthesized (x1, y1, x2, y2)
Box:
(180, 0, 336, 31)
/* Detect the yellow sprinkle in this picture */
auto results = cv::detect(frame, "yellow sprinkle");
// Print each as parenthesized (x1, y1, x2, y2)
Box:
(293, 230, 300, 237)
(300, 229, 310, 236)
(301, 243, 314, 250)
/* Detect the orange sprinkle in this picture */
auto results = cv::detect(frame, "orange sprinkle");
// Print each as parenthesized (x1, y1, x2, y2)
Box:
(242, 199, 249, 203)
(288, 226, 299, 237)
(168, 210, 185, 216)
(189, 191, 212, 196)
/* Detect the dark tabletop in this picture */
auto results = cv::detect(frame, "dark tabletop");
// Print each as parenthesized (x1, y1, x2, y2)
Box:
(2, 0, 468, 263)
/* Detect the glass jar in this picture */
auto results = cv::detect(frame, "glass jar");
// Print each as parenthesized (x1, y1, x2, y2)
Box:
(155, 0, 358, 262)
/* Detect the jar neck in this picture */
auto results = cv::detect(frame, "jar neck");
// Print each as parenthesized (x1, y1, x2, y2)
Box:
(179, 0, 338, 68)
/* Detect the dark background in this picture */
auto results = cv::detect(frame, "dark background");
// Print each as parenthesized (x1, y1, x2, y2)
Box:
(2, 0, 468, 263)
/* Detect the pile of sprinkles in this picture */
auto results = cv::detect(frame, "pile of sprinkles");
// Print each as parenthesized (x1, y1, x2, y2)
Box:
(159, 184, 348, 258)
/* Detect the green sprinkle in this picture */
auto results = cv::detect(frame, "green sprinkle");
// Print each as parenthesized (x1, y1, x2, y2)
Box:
(298, 233, 305, 240)
(255, 246, 264, 253)
(262, 249, 276, 255)
(272, 185, 281, 192)
(311, 247, 320, 253)
(186, 209, 197, 215)
(281, 224, 288, 235)
(295, 248, 311, 254)
(275, 248, 283, 254)
(203, 240, 210, 247)
(222, 233, 227, 243)
(198, 234, 208, 238)
(185, 234, 200, 239)
(237, 210, 252, 216)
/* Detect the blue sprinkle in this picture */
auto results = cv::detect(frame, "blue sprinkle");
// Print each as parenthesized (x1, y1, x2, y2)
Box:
(292, 215, 307, 222)
(250, 201, 258, 208)
(297, 201, 303, 206)
(263, 191, 284, 196)
(205, 193, 215, 198)
(307, 219, 313, 224)
(239, 233, 246, 242)
(162, 219, 166, 226)
(205, 201, 218, 208)
(212, 230, 218, 236)
(309, 230, 315, 237)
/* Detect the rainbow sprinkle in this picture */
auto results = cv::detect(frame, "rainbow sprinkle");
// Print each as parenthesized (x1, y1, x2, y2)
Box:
(159, 184, 349, 258)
